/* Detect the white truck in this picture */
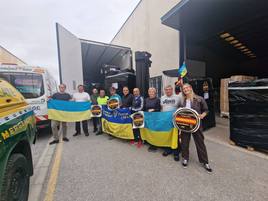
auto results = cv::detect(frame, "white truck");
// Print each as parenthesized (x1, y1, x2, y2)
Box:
(0, 65, 58, 129)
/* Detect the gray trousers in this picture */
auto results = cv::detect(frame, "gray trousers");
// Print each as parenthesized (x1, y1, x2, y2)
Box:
(51, 120, 67, 140)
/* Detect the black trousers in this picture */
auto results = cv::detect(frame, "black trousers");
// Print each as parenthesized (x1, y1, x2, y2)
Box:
(75, 120, 88, 134)
(97, 117, 102, 132)
(133, 129, 141, 142)
(92, 117, 98, 130)
(164, 130, 181, 156)
(181, 129, 209, 164)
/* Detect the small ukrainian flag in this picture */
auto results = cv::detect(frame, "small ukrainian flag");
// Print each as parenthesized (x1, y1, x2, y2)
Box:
(178, 62, 187, 78)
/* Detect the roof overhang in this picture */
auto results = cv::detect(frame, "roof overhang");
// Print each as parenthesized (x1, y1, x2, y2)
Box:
(161, 0, 268, 60)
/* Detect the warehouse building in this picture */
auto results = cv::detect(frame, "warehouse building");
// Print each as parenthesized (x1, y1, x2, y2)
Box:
(111, 0, 268, 112)
(0, 45, 26, 65)
(111, 0, 181, 87)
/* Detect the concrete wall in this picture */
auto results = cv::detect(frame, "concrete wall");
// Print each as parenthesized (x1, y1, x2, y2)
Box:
(0, 46, 26, 65)
(111, 0, 181, 78)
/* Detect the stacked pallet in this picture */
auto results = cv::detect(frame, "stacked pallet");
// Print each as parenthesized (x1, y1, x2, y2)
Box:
(220, 75, 257, 118)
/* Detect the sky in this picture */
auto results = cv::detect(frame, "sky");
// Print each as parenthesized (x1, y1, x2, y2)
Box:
(0, 0, 140, 80)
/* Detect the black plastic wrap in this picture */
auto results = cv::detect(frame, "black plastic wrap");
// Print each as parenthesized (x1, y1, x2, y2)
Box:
(229, 79, 268, 150)
(188, 77, 216, 130)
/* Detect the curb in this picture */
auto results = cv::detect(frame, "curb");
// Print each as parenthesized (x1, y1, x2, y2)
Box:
(28, 138, 57, 201)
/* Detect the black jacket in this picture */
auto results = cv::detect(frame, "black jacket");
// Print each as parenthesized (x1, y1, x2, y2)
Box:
(121, 93, 134, 108)
(144, 97, 161, 112)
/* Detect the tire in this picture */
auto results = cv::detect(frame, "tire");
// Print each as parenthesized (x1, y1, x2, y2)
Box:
(0, 154, 30, 201)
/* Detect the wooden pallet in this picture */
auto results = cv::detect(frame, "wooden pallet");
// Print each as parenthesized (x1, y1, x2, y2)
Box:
(229, 140, 257, 152)
(220, 112, 229, 118)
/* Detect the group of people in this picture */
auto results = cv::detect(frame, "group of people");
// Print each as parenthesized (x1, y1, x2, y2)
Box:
(49, 83, 212, 173)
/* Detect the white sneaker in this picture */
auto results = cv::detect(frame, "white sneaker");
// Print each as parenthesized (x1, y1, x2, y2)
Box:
(182, 159, 188, 168)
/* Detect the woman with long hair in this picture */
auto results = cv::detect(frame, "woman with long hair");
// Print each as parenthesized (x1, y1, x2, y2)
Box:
(180, 83, 212, 173)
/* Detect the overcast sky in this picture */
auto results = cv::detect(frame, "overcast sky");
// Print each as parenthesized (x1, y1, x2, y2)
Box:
(0, 0, 140, 80)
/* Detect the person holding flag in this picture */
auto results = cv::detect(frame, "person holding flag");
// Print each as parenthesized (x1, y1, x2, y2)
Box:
(49, 84, 72, 145)
(161, 85, 183, 161)
(73, 85, 91, 137)
(180, 83, 212, 173)
(91, 88, 99, 133)
(96, 89, 109, 135)
(131, 87, 144, 148)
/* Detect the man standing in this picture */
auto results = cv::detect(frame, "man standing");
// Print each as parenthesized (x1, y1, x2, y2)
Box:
(121, 86, 134, 108)
(131, 88, 144, 148)
(49, 84, 72, 145)
(161, 85, 183, 161)
(91, 88, 99, 133)
(73, 85, 91, 137)
(109, 87, 122, 104)
(96, 89, 109, 135)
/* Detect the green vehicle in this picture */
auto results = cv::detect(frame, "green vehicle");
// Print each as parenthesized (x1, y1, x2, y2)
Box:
(0, 79, 36, 201)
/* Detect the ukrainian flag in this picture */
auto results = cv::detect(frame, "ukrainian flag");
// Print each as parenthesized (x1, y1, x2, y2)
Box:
(178, 62, 187, 78)
(140, 111, 178, 149)
(102, 106, 134, 140)
(48, 100, 91, 122)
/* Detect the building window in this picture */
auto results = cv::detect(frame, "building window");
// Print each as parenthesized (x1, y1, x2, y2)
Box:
(149, 76, 162, 98)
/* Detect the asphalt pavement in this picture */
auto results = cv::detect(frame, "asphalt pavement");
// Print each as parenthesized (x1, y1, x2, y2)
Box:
(33, 122, 268, 201)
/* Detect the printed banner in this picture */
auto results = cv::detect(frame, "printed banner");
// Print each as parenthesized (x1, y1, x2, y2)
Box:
(173, 108, 200, 133)
(140, 111, 178, 149)
(91, 105, 102, 117)
(102, 106, 134, 139)
(48, 100, 91, 122)
(131, 111, 144, 129)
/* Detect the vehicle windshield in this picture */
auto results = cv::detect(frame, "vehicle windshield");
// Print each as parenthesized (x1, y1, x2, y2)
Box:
(0, 72, 44, 99)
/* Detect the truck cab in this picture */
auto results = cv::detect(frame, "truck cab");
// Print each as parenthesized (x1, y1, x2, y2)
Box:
(0, 79, 36, 201)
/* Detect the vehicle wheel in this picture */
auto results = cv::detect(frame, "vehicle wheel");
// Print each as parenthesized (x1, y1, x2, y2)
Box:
(0, 154, 30, 201)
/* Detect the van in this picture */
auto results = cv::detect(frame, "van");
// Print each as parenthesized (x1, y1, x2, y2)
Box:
(0, 65, 58, 129)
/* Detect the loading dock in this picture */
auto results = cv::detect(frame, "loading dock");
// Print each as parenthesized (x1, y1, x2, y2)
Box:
(162, 0, 268, 111)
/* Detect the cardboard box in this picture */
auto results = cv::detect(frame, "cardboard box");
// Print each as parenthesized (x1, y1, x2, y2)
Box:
(220, 78, 231, 114)
(230, 75, 257, 82)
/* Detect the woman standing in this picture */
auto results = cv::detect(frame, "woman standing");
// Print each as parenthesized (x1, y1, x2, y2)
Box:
(180, 83, 212, 173)
(144, 87, 161, 152)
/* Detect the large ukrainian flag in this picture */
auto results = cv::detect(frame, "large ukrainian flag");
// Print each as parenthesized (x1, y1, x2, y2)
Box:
(102, 106, 134, 140)
(48, 100, 91, 122)
(140, 111, 178, 149)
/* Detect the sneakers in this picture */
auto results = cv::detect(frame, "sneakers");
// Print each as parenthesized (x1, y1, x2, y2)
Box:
(148, 145, 157, 152)
(136, 140, 143, 148)
(85, 133, 89, 137)
(49, 140, 59, 145)
(174, 155, 180, 162)
(162, 151, 171, 157)
(203, 163, 213, 173)
(182, 159, 188, 168)
(93, 128, 98, 133)
(73, 132, 81, 137)
(96, 131, 103, 135)
(62, 137, 69, 142)
(129, 140, 135, 145)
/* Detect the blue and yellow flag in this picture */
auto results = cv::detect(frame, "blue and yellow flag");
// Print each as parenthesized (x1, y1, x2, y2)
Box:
(140, 111, 178, 149)
(178, 62, 187, 78)
(102, 106, 134, 140)
(48, 100, 91, 122)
